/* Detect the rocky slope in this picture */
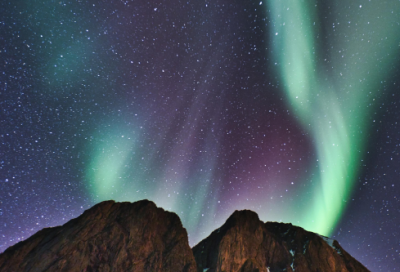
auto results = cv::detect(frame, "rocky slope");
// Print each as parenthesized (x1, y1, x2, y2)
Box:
(193, 210, 370, 272)
(0, 201, 370, 272)
(0, 200, 197, 272)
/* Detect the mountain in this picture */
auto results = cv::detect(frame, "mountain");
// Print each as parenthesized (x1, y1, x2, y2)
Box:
(193, 210, 370, 272)
(0, 200, 197, 272)
(0, 201, 370, 272)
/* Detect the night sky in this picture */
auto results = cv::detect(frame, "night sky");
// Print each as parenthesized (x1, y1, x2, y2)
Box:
(1, 0, 399, 271)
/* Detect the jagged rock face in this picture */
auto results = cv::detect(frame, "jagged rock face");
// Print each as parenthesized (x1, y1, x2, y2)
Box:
(193, 210, 370, 272)
(0, 200, 197, 272)
(0, 201, 370, 272)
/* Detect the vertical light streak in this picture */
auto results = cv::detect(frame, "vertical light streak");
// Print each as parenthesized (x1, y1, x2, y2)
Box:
(266, 0, 400, 235)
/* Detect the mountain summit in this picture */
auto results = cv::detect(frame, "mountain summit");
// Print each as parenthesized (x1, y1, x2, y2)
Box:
(0, 200, 197, 272)
(193, 209, 370, 272)
(0, 200, 370, 272)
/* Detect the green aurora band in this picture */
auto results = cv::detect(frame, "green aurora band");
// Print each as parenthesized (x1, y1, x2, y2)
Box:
(83, 0, 399, 242)
(266, 0, 400, 235)
(85, 117, 222, 241)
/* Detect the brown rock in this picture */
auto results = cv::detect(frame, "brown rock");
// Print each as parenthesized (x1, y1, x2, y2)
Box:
(0, 200, 197, 272)
(193, 210, 370, 272)
(0, 202, 371, 272)
(239, 259, 269, 272)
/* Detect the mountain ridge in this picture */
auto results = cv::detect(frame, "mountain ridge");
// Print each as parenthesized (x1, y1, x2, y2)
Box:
(0, 200, 370, 272)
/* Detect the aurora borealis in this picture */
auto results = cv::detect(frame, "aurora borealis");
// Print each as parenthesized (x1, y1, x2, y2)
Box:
(1, 0, 400, 271)
(268, 0, 400, 241)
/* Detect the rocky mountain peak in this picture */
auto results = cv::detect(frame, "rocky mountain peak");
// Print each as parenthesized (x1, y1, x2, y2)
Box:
(193, 209, 370, 272)
(0, 201, 370, 272)
(0, 200, 196, 272)
(224, 209, 262, 230)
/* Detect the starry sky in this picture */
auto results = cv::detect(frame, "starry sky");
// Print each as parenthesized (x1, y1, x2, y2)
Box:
(1, 0, 399, 270)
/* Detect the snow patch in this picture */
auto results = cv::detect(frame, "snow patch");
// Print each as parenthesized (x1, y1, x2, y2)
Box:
(303, 240, 309, 254)
(334, 246, 343, 256)
(319, 235, 343, 255)
(319, 235, 335, 249)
